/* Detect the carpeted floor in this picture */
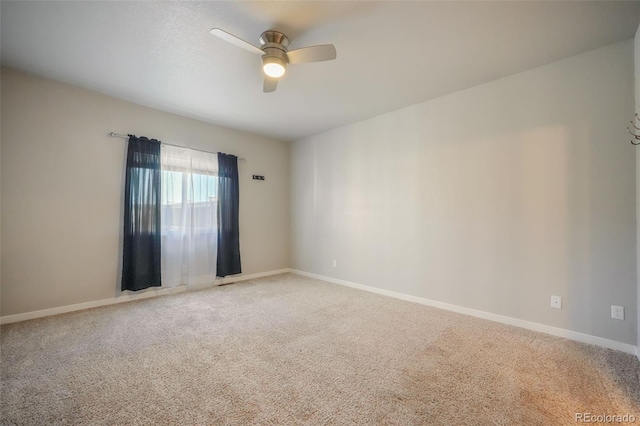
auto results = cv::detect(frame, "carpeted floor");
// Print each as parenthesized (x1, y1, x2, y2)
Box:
(1, 273, 639, 425)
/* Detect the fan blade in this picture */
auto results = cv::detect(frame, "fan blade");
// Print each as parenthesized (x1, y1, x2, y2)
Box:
(287, 44, 336, 64)
(263, 77, 278, 93)
(210, 28, 263, 55)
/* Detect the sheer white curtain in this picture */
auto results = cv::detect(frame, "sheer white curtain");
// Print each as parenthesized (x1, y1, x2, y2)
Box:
(161, 145, 218, 287)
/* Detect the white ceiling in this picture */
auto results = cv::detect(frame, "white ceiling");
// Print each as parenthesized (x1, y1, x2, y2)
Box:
(2, 1, 640, 141)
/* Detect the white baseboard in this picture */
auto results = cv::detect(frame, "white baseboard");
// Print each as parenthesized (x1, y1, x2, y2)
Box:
(0, 269, 290, 325)
(290, 269, 638, 357)
(4, 268, 637, 357)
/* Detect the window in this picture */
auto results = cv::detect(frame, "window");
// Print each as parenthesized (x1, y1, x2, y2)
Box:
(161, 169, 218, 233)
(160, 145, 219, 287)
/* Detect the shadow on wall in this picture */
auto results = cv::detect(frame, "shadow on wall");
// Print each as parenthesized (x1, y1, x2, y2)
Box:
(115, 141, 127, 297)
(565, 121, 636, 345)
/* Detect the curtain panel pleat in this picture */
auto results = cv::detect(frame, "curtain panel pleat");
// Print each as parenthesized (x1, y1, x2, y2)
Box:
(216, 154, 241, 277)
(121, 135, 162, 291)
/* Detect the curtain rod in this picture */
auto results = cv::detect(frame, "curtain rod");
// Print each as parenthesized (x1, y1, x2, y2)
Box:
(108, 132, 246, 162)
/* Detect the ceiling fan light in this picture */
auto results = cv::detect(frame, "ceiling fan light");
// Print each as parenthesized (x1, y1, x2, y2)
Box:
(263, 57, 286, 78)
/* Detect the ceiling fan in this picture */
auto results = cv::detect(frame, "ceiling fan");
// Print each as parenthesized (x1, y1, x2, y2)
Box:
(210, 28, 337, 93)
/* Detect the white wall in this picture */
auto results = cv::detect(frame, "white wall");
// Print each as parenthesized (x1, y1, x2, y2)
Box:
(635, 25, 640, 355)
(1, 68, 290, 317)
(291, 40, 636, 345)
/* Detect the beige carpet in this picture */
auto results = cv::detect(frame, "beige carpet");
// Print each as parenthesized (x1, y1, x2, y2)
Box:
(1, 273, 639, 425)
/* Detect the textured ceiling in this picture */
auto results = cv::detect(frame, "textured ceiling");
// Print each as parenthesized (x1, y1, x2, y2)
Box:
(2, 1, 640, 141)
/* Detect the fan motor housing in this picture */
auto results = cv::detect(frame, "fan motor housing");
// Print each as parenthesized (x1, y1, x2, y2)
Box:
(259, 30, 290, 48)
(260, 30, 290, 66)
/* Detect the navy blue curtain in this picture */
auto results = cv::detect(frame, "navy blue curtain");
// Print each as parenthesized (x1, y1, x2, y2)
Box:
(217, 154, 241, 277)
(121, 135, 162, 291)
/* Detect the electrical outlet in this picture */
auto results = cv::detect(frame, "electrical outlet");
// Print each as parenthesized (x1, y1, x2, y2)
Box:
(550, 295, 562, 309)
(332, 260, 337, 267)
(611, 305, 624, 320)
